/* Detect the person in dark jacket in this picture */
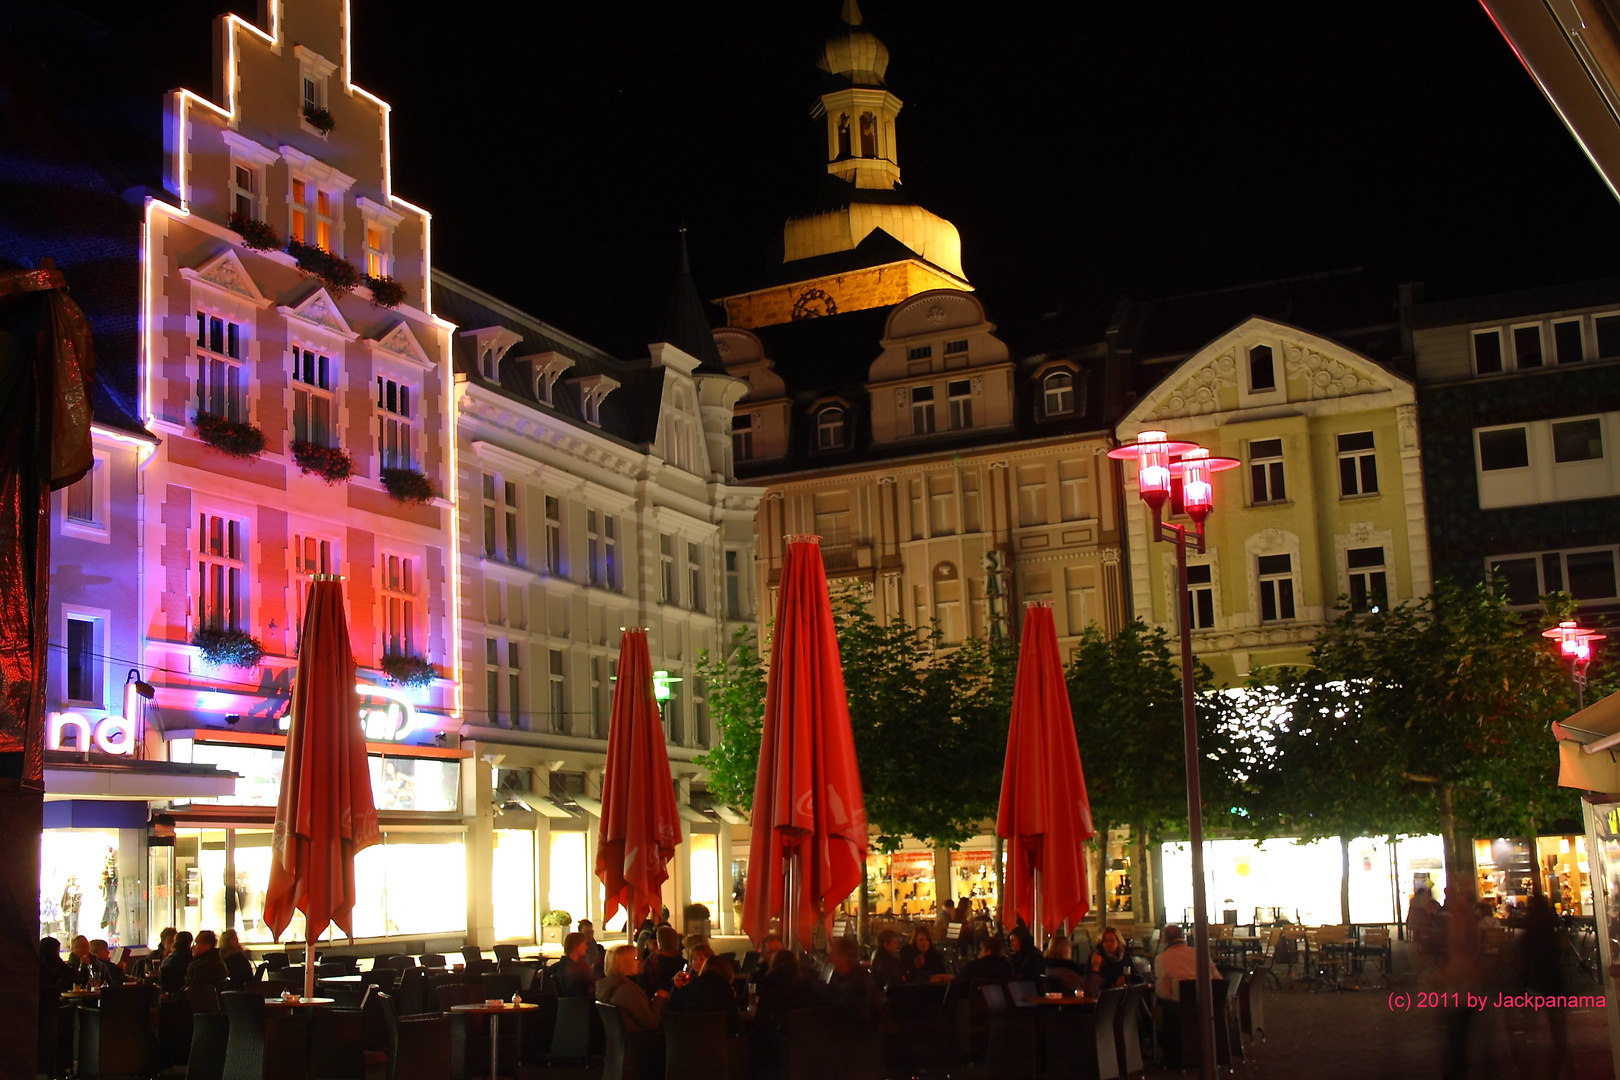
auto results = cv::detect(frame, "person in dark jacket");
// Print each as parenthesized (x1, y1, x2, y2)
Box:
(160, 932, 193, 993)
(39, 938, 75, 995)
(1008, 926, 1045, 982)
(666, 954, 742, 1035)
(1042, 936, 1088, 990)
(1089, 927, 1132, 988)
(899, 927, 949, 984)
(218, 930, 254, 985)
(88, 939, 127, 986)
(869, 930, 905, 990)
(549, 933, 600, 998)
(825, 939, 882, 1027)
(186, 930, 229, 988)
(959, 933, 1017, 982)
(754, 949, 824, 1031)
(640, 926, 686, 996)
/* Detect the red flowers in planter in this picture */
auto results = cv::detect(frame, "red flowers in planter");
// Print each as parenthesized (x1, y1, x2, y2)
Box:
(292, 440, 354, 485)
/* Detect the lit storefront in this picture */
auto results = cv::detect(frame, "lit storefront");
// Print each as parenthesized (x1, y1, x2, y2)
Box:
(1474, 835, 1591, 918)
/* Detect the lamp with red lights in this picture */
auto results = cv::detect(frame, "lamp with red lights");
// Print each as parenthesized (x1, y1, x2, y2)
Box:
(1108, 433, 1239, 547)
(1543, 620, 1604, 708)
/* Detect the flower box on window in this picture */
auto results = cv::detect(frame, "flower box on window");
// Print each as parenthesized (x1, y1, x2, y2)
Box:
(365, 275, 407, 309)
(380, 652, 436, 689)
(192, 627, 265, 670)
(195, 412, 267, 460)
(291, 440, 354, 485)
(227, 212, 281, 252)
(380, 466, 435, 506)
(287, 239, 362, 296)
(303, 105, 334, 135)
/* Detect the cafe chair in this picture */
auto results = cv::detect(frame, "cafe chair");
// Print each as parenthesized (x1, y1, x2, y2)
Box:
(662, 1009, 750, 1080)
(496, 958, 539, 991)
(185, 984, 231, 1080)
(547, 996, 596, 1065)
(417, 953, 444, 970)
(981, 984, 1039, 1079)
(311, 995, 365, 1079)
(1236, 970, 1265, 1045)
(221, 991, 309, 1080)
(1175, 979, 1232, 1071)
(375, 992, 452, 1080)
(480, 972, 521, 1001)
(78, 983, 159, 1080)
(596, 1002, 662, 1080)
(492, 945, 520, 965)
(1113, 983, 1149, 1079)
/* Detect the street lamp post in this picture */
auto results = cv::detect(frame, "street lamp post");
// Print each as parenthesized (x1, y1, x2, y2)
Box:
(1542, 620, 1604, 711)
(1108, 431, 1238, 1080)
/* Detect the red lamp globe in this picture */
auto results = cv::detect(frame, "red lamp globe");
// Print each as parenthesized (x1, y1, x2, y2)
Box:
(1108, 430, 1197, 514)
(1543, 620, 1605, 663)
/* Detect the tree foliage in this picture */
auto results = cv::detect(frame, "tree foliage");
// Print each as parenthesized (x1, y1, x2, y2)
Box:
(693, 626, 768, 808)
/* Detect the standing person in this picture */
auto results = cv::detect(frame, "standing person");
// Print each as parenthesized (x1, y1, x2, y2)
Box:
(870, 930, 905, 990)
(160, 931, 193, 993)
(899, 927, 949, 984)
(1089, 927, 1132, 988)
(549, 933, 600, 998)
(186, 930, 229, 987)
(596, 944, 666, 1032)
(218, 929, 254, 985)
(641, 926, 686, 995)
(1008, 926, 1044, 981)
(577, 919, 606, 976)
(1520, 896, 1570, 1080)
(1153, 924, 1219, 1065)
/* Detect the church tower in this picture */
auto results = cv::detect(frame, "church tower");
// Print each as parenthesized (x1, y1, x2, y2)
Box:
(718, 0, 970, 330)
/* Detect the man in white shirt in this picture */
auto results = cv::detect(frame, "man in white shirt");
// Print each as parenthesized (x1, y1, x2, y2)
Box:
(1153, 924, 1221, 1064)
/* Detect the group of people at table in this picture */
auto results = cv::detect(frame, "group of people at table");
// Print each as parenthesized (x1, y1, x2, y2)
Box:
(38, 926, 257, 996)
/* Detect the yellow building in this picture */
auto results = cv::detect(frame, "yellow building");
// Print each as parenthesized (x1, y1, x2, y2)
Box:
(1115, 316, 1433, 684)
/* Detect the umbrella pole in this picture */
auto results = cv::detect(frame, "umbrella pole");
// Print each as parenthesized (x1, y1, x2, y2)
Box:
(784, 849, 798, 954)
(304, 939, 315, 1000)
(1033, 865, 1044, 951)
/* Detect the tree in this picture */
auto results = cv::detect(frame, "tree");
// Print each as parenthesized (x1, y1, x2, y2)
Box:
(693, 626, 768, 808)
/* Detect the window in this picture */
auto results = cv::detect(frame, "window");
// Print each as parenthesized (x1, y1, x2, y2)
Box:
(933, 563, 962, 643)
(948, 380, 973, 429)
(1059, 459, 1088, 521)
(1258, 553, 1296, 622)
(231, 164, 259, 220)
(732, 414, 753, 461)
(1513, 325, 1544, 369)
(603, 515, 618, 590)
(381, 553, 416, 655)
(364, 222, 388, 279)
(837, 113, 851, 158)
(1554, 319, 1585, 364)
(908, 346, 933, 361)
(62, 456, 104, 533)
(482, 475, 497, 558)
(1346, 546, 1388, 613)
(486, 639, 500, 725)
(301, 71, 324, 115)
(1186, 564, 1215, 629)
(291, 347, 335, 447)
(196, 311, 246, 423)
(687, 542, 704, 613)
(290, 178, 336, 251)
(1597, 314, 1620, 359)
(660, 534, 677, 606)
(1491, 547, 1620, 606)
(1249, 345, 1276, 392)
(817, 407, 845, 450)
(482, 474, 520, 563)
(1473, 329, 1504, 375)
(859, 111, 877, 157)
(1043, 371, 1074, 416)
(586, 511, 602, 587)
(1336, 431, 1378, 497)
(507, 642, 523, 728)
(962, 470, 982, 533)
(65, 615, 98, 705)
(910, 386, 936, 435)
(928, 474, 955, 536)
(197, 512, 247, 631)
(1477, 427, 1530, 472)
(544, 496, 563, 575)
(548, 650, 566, 733)
(291, 533, 335, 647)
(945, 339, 969, 356)
(725, 550, 744, 619)
(590, 656, 605, 737)
(908, 479, 925, 540)
(1017, 465, 1047, 527)
(377, 377, 414, 470)
(1249, 438, 1287, 504)
(504, 481, 518, 560)
(1553, 418, 1604, 463)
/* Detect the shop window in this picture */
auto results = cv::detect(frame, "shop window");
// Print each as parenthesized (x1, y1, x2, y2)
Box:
(910, 386, 936, 435)
(376, 377, 414, 470)
(544, 496, 563, 576)
(65, 614, 100, 705)
(196, 312, 246, 424)
(689, 832, 720, 911)
(1186, 564, 1215, 629)
(1555, 319, 1586, 364)
(1249, 344, 1276, 391)
(1347, 546, 1388, 613)
(492, 829, 536, 943)
(549, 649, 566, 733)
(948, 380, 973, 430)
(380, 553, 415, 655)
(291, 347, 336, 448)
(687, 542, 704, 613)
(1258, 553, 1297, 622)
(197, 512, 247, 632)
(1017, 465, 1047, 527)
(1249, 438, 1287, 504)
(1043, 370, 1075, 416)
(549, 831, 590, 924)
(732, 414, 753, 461)
(1337, 431, 1378, 497)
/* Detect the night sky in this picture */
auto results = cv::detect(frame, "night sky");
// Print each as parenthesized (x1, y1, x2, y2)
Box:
(52, 0, 1620, 355)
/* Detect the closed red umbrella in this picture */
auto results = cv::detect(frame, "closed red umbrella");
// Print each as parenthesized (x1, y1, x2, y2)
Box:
(996, 602, 1095, 937)
(596, 628, 682, 936)
(743, 535, 867, 951)
(263, 576, 379, 997)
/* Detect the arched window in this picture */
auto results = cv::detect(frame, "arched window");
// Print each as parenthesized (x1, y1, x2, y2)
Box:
(859, 112, 877, 158)
(817, 407, 845, 450)
(837, 114, 852, 159)
(932, 562, 962, 643)
(1043, 371, 1074, 416)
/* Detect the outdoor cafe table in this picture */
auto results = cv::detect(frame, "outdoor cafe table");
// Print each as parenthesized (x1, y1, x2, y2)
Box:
(448, 1000, 537, 1080)
(318, 975, 364, 983)
(264, 996, 335, 1009)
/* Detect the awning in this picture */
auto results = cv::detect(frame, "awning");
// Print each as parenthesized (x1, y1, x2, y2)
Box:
(45, 759, 240, 801)
(1551, 690, 1620, 792)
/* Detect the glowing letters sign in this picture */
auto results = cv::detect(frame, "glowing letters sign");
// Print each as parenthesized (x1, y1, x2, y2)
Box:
(275, 682, 420, 741)
(47, 712, 137, 756)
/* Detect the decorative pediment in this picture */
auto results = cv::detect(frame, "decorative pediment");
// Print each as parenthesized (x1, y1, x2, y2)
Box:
(366, 321, 433, 369)
(277, 288, 359, 341)
(179, 250, 272, 308)
(1144, 351, 1237, 422)
(1282, 341, 1377, 399)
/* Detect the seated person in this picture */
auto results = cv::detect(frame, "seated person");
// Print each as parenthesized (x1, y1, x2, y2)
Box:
(1153, 924, 1220, 1062)
(1043, 936, 1089, 991)
(959, 933, 1017, 983)
(549, 933, 600, 998)
(749, 932, 785, 987)
(1089, 927, 1132, 989)
(160, 932, 194, 993)
(39, 938, 76, 996)
(1008, 927, 1045, 982)
(88, 939, 127, 986)
(869, 930, 905, 991)
(666, 953, 742, 1035)
(754, 948, 825, 1033)
(597, 944, 666, 1032)
(641, 926, 686, 996)
(824, 938, 881, 1027)
(217, 930, 252, 986)
(898, 927, 950, 984)
(186, 930, 229, 987)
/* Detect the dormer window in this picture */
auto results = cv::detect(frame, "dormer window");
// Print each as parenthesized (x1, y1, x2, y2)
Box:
(1249, 344, 1276, 392)
(570, 373, 619, 427)
(908, 346, 932, 361)
(1043, 371, 1075, 416)
(817, 407, 845, 450)
(948, 380, 972, 429)
(295, 46, 337, 135)
(945, 339, 968, 356)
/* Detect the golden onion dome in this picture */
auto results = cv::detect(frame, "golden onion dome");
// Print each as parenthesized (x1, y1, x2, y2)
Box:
(817, 0, 889, 87)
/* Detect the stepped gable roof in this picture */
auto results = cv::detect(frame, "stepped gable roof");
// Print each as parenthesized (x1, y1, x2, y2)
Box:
(433, 271, 665, 448)
(654, 233, 728, 375)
